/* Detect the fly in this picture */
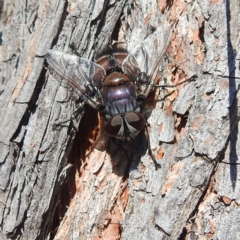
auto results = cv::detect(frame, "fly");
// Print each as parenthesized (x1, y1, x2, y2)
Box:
(46, 27, 175, 141)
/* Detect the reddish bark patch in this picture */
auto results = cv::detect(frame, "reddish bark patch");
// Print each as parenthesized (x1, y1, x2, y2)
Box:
(157, 0, 167, 12)
(220, 196, 232, 205)
(162, 161, 183, 194)
(168, 1, 187, 22)
(158, 123, 163, 132)
(166, 105, 173, 116)
(134, 179, 140, 188)
(156, 147, 164, 159)
(120, 186, 129, 210)
(102, 223, 121, 240)
(100, 186, 128, 240)
(204, 134, 214, 147)
(203, 174, 217, 201)
(12, 61, 32, 100)
(190, 114, 204, 130)
(210, 0, 222, 4)
(217, 78, 229, 89)
(205, 220, 216, 239)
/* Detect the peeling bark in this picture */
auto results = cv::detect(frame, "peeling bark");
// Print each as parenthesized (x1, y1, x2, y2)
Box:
(1, 0, 240, 239)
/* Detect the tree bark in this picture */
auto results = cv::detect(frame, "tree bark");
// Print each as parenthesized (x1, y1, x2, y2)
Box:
(1, 0, 240, 240)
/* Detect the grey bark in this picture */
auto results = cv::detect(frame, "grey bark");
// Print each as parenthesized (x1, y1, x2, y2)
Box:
(0, 0, 240, 240)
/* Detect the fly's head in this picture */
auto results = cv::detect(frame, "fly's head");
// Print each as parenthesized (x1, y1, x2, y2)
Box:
(104, 112, 146, 141)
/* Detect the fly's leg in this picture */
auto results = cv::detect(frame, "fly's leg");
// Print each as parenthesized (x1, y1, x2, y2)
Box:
(153, 75, 197, 89)
(144, 124, 161, 170)
(154, 75, 197, 101)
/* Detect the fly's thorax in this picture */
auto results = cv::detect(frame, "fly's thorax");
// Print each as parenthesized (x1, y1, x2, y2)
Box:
(103, 72, 129, 87)
(95, 51, 128, 72)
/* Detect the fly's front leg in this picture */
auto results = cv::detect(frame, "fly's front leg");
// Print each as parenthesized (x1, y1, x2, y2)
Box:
(154, 75, 197, 88)
(154, 75, 197, 101)
(144, 123, 161, 170)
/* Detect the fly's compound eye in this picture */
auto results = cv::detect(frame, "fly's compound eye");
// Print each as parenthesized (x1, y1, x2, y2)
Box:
(125, 112, 146, 137)
(105, 112, 146, 139)
(105, 115, 124, 138)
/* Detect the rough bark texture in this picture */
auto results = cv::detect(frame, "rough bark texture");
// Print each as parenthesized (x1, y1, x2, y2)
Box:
(1, 0, 240, 240)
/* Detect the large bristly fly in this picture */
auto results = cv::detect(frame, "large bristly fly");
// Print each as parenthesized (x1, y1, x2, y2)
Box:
(46, 27, 172, 141)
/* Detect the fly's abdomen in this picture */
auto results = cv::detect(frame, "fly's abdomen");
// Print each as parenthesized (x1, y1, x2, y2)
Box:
(105, 98, 138, 116)
(101, 81, 138, 117)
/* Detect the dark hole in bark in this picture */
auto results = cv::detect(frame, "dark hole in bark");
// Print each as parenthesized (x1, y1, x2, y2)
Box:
(166, 0, 174, 9)
(178, 227, 187, 240)
(50, 105, 99, 239)
(111, 17, 122, 41)
(176, 111, 189, 133)
(199, 20, 205, 43)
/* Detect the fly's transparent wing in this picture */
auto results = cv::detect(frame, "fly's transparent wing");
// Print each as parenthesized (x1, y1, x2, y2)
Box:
(46, 50, 106, 109)
(122, 26, 172, 98)
(122, 47, 147, 77)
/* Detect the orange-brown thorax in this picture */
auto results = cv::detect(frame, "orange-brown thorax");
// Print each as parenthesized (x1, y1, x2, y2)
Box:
(103, 72, 129, 87)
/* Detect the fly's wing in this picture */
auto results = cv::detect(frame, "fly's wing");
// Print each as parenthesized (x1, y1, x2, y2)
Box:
(46, 50, 106, 109)
(122, 26, 171, 98)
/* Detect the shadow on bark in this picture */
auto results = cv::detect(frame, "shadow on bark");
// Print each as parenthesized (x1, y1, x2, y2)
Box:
(226, 0, 238, 190)
(49, 104, 148, 238)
